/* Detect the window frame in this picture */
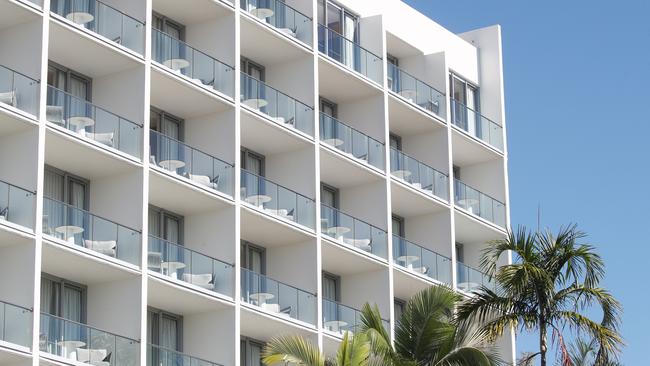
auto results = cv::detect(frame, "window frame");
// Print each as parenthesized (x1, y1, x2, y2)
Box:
(147, 306, 184, 352)
(320, 183, 339, 209)
(152, 12, 186, 40)
(240, 337, 266, 366)
(321, 271, 341, 301)
(41, 272, 88, 322)
(240, 240, 267, 275)
(148, 205, 185, 245)
(47, 61, 93, 101)
(240, 147, 266, 177)
(150, 106, 185, 141)
(44, 165, 90, 210)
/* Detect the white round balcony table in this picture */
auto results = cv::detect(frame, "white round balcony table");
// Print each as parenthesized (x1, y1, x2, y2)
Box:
(66, 12, 94, 25)
(326, 226, 350, 240)
(250, 8, 274, 20)
(323, 138, 344, 147)
(161, 261, 186, 279)
(399, 89, 416, 102)
(55, 225, 84, 244)
(244, 194, 272, 207)
(163, 58, 190, 71)
(392, 170, 412, 180)
(57, 340, 86, 359)
(242, 98, 268, 109)
(249, 292, 275, 305)
(159, 159, 185, 173)
(324, 320, 348, 332)
(397, 255, 419, 268)
(457, 282, 480, 292)
(68, 116, 95, 134)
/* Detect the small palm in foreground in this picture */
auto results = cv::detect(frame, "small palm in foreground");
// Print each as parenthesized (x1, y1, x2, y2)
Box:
(566, 338, 623, 366)
(456, 225, 623, 366)
(263, 331, 370, 366)
(360, 285, 502, 366)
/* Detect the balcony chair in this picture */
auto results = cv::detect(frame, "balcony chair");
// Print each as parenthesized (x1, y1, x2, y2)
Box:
(148, 252, 162, 271)
(0, 206, 7, 221)
(188, 174, 220, 190)
(277, 27, 297, 38)
(89, 132, 115, 147)
(75, 348, 111, 366)
(181, 273, 215, 290)
(46, 106, 65, 126)
(149, 155, 158, 167)
(0, 90, 16, 107)
(84, 240, 117, 257)
(420, 99, 439, 114)
(343, 237, 372, 252)
(263, 208, 294, 221)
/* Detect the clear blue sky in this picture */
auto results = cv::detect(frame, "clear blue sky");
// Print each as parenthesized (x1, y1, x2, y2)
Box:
(404, 0, 650, 364)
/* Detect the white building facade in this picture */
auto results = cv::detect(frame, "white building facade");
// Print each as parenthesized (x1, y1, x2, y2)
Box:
(0, 0, 515, 365)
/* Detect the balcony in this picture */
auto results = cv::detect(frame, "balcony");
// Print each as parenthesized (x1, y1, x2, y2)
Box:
(390, 148, 448, 201)
(240, 170, 315, 230)
(40, 312, 139, 365)
(0, 179, 35, 231)
(152, 29, 235, 98)
(320, 204, 387, 260)
(317, 25, 382, 85)
(240, 72, 314, 137)
(241, 268, 316, 325)
(148, 344, 223, 366)
(0, 300, 32, 349)
(453, 179, 505, 228)
(322, 299, 388, 336)
(392, 235, 451, 284)
(456, 262, 496, 293)
(450, 99, 503, 151)
(42, 197, 142, 266)
(241, 0, 312, 46)
(319, 113, 384, 171)
(46, 86, 143, 159)
(0, 64, 39, 118)
(50, 0, 145, 55)
(147, 236, 234, 298)
(150, 130, 234, 197)
(387, 64, 446, 120)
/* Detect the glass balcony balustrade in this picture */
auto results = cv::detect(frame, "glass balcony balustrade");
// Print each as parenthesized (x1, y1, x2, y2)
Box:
(240, 72, 314, 137)
(0, 179, 35, 230)
(320, 204, 387, 259)
(456, 262, 497, 293)
(387, 63, 446, 119)
(320, 113, 385, 171)
(0, 300, 32, 349)
(148, 343, 223, 366)
(390, 148, 448, 201)
(148, 236, 234, 297)
(42, 197, 141, 266)
(454, 179, 506, 228)
(450, 99, 503, 151)
(152, 29, 235, 98)
(150, 130, 234, 197)
(40, 312, 139, 366)
(51, 0, 145, 54)
(240, 170, 315, 229)
(47, 85, 143, 159)
(322, 299, 389, 335)
(0, 64, 39, 117)
(241, 0, 313, 45)
(241, 268, 316, 325)
(318, 25, 382, 84)
(392, 235, 451, 284)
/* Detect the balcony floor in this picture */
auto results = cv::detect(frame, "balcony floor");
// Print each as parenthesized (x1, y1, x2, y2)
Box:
(318, 56, 383, 102)
(240, 12, 312, 65)
(451, 127, 503, 166)
(388, 93, 446, 136)
(390, 178, 449, 217)
(240, 205, 315, 247)
(319, 145, 385, 188)
(240, 305, 317, 342)
(321, 237, 387, 275)
(240, 107, 313, 155)
(147, 275, 234, 315)
(454, 209, 506, 244)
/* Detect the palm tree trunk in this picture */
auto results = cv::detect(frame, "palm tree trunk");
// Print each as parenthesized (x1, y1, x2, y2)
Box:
(540, 320, 547, 366)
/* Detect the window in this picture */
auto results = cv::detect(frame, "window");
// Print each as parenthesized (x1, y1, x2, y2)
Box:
(317, 0, 359, 66)
(394, 298, 405, 323)
(320, 183, 339, 209)
(153, 13, 185, 40)
(148, 206, 183, 244)
(241, 148, 265, 176)
(455, 242, 464, 263)
(150, 107, 184, 141)
(241, 241, 266, 274)
(44, 166, 89, 210)
(47, 62, 92, 102)
(319, 98, 337, 118)
(391, 215, 405, 238)
(387, 54, 399, 91)
(148, 308, 182, 351)
(389, 133, 402, 150)
(241, 57, 265, 82)
(241, 338, 265, 366)
(322, 272, 340, 301)
(449, 73, 479, 133)
(41, 273, 86, 321)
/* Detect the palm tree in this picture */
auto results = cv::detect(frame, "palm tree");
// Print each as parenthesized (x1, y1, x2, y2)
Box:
(360, 285, 502, 366)
(263, 331, 370, 366)
(564, 337, 623, 366)
(456, 225, 623, 366)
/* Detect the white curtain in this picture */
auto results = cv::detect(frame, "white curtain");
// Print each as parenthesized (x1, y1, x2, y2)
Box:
(159, 316, 177, 350)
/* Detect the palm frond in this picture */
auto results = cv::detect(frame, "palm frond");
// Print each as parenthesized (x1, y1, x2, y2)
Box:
(263, 335, 325, 366)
